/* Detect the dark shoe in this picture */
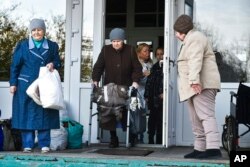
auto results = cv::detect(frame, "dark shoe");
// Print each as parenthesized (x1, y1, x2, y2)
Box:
(196, 149, 222, 159)
(109, 137, 119, 148)
(148, 135, 154, 144)
(156, 134, 162, 144)
(184, 150, 205, 159)
(129, 134, 137, 147)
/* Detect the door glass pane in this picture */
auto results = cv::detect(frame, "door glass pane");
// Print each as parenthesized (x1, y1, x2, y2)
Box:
(135, 0, 156, 13)
(195, 0, 250, 82)
(81, 0, 94, 82)
(106, 15, 127, 28)
(106, 0, 127, 13)
(0, 0, 66, 81)
(135, 14, 156, 27)
(134, 0, 163, 27)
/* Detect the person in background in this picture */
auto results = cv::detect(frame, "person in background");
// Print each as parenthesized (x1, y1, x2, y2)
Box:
(92, 28, 142, 148)
(136, 43, 153, 144)
(144, 47, 164, 144)
(173, 14, 222, 159)
(9, 18, 61, 153)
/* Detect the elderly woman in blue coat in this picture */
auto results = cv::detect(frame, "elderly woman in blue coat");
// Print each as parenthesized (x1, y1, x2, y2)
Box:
(9, 18, 61, 153)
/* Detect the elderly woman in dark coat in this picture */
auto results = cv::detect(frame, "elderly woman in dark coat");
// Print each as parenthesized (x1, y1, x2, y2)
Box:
(9, 18, 61, 153)
(92, 28, 143, 148)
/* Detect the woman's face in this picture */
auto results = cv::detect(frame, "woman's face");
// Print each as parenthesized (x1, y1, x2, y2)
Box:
(156, 49, 164, 61)
(175, 31, 186, 41)
(111, 40, 123, 50)
(138, 46, 150, 61)
(31, 28, 45, 41)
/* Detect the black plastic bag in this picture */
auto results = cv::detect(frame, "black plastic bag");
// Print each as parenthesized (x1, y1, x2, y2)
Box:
(129, 107, 146, 135)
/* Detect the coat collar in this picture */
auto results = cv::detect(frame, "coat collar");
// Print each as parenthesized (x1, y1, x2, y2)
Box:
(29, 36, 49, 50)
(183, 29, 195, 45)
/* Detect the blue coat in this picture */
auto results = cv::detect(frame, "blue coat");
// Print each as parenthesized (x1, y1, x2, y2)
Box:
(9, 37, 61, 130)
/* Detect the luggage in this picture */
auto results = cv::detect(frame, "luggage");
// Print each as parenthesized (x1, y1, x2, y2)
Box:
(92, 83, 129, 106)
(0, 119, 22, 151)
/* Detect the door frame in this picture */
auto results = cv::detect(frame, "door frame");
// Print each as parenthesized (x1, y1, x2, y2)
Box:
(64, 0, 83, 121)
(91, 0, 178, 148)
(163, 0, 178, 147)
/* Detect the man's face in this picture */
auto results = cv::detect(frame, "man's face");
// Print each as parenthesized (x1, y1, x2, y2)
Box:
(175, 31, 186, 41)
(31, 28, 45, 41)
(111, 40, 123, 50)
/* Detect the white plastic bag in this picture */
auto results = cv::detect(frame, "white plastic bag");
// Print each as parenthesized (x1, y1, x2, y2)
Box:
(26, 79, 42, 105)
(39, 67, 65, 110)
(50, 123, 68, 150)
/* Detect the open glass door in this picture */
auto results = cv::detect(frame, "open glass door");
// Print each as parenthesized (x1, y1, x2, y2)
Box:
(162, 0, 178, 147)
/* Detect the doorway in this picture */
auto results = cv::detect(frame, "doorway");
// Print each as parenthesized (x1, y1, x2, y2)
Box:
(97, 0, 175, 147)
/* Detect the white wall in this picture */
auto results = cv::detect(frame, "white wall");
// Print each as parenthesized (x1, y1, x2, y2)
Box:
(2, 82, 250, 147)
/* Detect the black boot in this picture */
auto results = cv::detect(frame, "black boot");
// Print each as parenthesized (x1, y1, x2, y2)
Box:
(184, 150, 205, 158)
(196, 149, 222, 159)
(109, 136, 119, 148)
(129, 134, 137, 147)
(156, 133, 162, 144)
(148, 135, 154, 144)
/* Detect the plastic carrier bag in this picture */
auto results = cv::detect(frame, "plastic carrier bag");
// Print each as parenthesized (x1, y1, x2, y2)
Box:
(50, 123, 68, 150)
(39, 67, 65, 110)
(26, 67, 65, 110)
(129, 107, 146, 134)
(62, 119, 83, 149)
(26, 79, 42, 105)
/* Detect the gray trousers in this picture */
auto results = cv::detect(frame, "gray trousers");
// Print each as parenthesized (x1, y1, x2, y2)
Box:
(187, 89, 220, 151)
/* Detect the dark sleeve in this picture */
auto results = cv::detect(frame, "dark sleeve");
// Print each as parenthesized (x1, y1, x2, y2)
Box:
(92, 46, 105, 82)
(144, 73, 151, 99)
(131, 46, 143, 83)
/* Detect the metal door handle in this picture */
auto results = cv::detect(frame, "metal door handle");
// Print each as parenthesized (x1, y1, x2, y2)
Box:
(169, 59, 175, 67)
(71, 57, 78, 66)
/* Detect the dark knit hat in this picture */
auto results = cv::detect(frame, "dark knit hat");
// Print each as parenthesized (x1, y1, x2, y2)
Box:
(174, 14, 193, 34)
(109, 28, 125, 41)
(29, 18, 46, 32)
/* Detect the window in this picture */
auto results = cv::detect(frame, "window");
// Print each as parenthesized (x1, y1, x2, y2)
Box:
(106, 0, 127, 28)
(185, 0, 193, 17)
(195, 0, 250, 82)
(134, 0, 164, 27)
(80, 0, 94, 82)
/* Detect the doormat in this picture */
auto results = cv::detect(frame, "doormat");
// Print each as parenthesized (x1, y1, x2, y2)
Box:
(92, 148, 153, 156)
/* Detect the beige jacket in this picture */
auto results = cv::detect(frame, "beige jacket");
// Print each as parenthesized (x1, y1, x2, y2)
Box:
(177, 29, 221, 102)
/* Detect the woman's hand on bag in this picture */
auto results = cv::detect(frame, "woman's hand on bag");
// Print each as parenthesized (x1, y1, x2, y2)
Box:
(10, 86, 16, 94)
(46, 62, 54, 72)
(131, 82, 139, 89)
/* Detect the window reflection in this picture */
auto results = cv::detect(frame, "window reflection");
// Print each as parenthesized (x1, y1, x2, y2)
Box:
(195, 0, 250, 82)
(81, 0, 94, 82)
